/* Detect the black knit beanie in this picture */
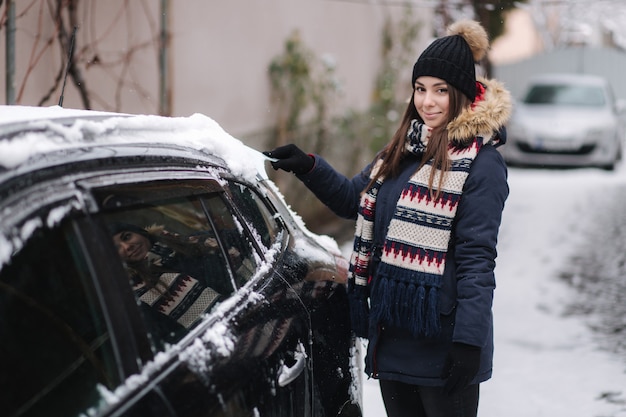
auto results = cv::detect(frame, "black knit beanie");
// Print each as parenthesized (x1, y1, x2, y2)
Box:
(108, 222, 155, 244)
(412, 20, 489, 102)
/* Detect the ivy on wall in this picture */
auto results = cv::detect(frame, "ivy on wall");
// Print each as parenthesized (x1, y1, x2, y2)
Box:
(266, 9, 421, 238)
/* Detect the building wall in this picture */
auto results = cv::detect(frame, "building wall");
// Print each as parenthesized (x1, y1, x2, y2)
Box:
(0, 1, 433, 139)
(490, 8, 543, 66)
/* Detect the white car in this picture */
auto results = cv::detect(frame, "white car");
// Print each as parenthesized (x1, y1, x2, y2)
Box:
(500, 73, 625, 170)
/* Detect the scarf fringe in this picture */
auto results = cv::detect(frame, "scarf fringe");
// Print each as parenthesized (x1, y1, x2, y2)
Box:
(370, 269, 441, 338)
(348, 285, 370, 338)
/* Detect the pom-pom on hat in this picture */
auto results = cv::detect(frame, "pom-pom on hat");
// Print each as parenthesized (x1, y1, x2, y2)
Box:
(412, 20, 489, 101)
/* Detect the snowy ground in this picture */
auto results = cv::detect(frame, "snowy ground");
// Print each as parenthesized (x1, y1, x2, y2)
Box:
(354, 165, 626, 417)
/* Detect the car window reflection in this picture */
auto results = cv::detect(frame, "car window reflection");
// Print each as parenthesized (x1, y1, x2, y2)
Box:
(97, 182, 261, 350)
(225, 181, 280, 250)
(109, 222, 225, 342)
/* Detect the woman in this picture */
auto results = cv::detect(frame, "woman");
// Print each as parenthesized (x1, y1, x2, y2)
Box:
(264, 20, 511, 417)
(110, 222, 223, 333)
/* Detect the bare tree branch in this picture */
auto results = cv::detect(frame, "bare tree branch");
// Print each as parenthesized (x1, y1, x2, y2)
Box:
(8, 1, 162, 112)
(17, 1, 57, 103)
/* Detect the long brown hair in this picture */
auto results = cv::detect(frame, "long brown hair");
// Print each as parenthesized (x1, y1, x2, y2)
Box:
(365, 83, 471, 198)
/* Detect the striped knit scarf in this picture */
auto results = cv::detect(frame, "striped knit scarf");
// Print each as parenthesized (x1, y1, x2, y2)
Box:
(348, 119, 485, 338)
(134, 272, 220, 329)
(131, 243, 220, 329)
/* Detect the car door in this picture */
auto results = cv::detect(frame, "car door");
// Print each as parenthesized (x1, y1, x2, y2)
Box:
(0, 194, 175, 417)
(83, 174, 316, 417)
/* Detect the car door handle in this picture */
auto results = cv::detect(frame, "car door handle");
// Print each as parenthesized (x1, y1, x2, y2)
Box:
(277, 342, 307, 387)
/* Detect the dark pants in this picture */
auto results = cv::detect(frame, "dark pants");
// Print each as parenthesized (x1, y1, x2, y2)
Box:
(379, 380, 479, 417)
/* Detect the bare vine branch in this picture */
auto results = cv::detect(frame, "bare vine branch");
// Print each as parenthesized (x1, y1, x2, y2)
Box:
(7, 1, 164, 112)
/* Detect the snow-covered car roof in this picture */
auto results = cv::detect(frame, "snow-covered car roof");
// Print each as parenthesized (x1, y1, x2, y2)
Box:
(0, 105, 269, 182)
(0, 104, 115, 125)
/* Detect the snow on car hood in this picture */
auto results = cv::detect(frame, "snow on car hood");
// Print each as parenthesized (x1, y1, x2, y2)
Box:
(0, 105, 343, 273)
(0, 105, 269, 182)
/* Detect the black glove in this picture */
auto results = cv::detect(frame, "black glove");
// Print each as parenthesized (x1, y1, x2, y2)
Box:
(441, 342, 481, 396)
(263, 144, 314, 175)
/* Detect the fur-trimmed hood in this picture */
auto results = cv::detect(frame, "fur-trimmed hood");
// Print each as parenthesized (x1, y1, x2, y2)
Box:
(447, 76, 512, 145)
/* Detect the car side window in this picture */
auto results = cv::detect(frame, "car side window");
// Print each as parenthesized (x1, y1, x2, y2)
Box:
(225, 181, 280, 250)
(199, 193, 259, 288)
(96, 180, 260, 351)
(0, 222, 119, 417)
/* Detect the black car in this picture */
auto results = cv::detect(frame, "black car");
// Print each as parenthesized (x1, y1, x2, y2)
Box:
(0, 106, 362, 417)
